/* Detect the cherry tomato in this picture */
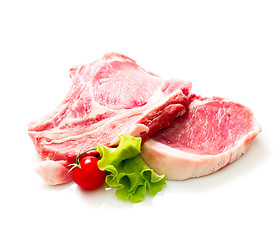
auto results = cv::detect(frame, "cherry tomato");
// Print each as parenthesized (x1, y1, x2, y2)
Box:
(72, 156, 105, 190)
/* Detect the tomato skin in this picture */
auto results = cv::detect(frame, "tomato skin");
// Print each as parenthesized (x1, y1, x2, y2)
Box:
(72, 156, 105, 190)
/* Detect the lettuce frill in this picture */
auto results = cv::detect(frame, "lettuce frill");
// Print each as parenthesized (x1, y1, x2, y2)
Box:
(97, 135, 166, 203)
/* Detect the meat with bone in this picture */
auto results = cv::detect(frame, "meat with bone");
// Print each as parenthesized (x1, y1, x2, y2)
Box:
(140, 95, 262, 180)
(28, 53, 191, 185)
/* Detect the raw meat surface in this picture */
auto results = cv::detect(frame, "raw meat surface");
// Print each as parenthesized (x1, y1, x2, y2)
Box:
(28, 53, 191, 185)
(140, 96, 261, 180)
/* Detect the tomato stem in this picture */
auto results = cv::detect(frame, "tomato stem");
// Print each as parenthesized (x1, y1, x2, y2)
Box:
(76, 147, 97, 166)
(67, 146, 97, 173)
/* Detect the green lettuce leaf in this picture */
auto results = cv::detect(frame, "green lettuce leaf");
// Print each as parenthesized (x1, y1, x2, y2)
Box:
(97, 135, 166, 203)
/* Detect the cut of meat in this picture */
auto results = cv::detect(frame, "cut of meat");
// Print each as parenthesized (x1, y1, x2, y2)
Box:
(140, 96, 262, 180)
(28, 53, 192, 185)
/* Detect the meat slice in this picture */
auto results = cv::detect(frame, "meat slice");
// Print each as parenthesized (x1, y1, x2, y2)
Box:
(28, 53, 191, 185)
(140, 96, 262, 180)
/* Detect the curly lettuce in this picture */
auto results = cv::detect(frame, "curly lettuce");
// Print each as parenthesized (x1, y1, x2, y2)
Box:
(97, 135, 166, 203)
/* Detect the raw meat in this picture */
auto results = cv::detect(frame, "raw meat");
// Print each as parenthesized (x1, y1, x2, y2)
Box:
(140, 96, 262, 180)
(28, 53, 192, 185)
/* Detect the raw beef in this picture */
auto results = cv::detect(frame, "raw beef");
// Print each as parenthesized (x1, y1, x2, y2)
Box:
(140, 96, 262, 180)
(28, 53, 192, 185)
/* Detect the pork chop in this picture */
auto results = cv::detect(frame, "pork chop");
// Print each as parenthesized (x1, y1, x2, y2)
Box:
(140, 95, 262, 180)
(28, 53, 191, 185)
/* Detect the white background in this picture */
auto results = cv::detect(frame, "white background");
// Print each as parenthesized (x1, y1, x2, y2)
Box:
(1, 0, 277, 239)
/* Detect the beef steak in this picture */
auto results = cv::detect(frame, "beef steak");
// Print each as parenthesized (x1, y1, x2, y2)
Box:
(28, 53, 191, 185)
(140, 95, 262, 180)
